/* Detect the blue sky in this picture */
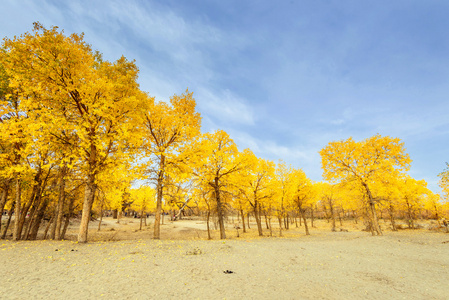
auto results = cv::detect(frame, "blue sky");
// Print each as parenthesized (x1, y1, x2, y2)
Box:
(2, 0, 449, 193)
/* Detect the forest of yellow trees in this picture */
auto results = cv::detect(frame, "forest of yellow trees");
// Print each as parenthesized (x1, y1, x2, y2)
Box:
(1, 23, 448, 243)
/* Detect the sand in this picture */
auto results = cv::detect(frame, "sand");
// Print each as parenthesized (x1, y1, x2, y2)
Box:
(1, 217, 448, 299)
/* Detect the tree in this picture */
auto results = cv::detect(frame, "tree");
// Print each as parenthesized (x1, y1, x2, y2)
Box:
(140, 90, 201, 239)
(192, 130, 249, 239)
(239, 151, 275, 236)
(320, 134, 411, 235)
(3, 23, 145, 242)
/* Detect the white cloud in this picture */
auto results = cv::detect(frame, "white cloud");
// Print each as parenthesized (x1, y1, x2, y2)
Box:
(197, 88, 255, 126)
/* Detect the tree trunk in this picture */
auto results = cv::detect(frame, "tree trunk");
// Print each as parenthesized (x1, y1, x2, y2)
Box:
(0, 182, 11, 232)
(98, 200, 104, 231)
(405, 199, 415, 229)
(206, 210, 211, 240)
(78, 174, 97, 243)
(28, 199, 49, 240)
(55, 165, 67, 240)
(363, 183, 382, 235)
(328, 198, 336, 232)
(253, 201, 263, 236)
(43, 215, 54, 240)
(264, 213, 270, 230)
(49, 208, 58, 239)
(278, 216, 283, 237)
(268, 217, 273, 237)
(1, 207, 14, 239)
(12, 176, 21, 241)
(153, 155, 165, 240)
(311, 206, 315, 228)
(247, 213, 251, 229)
(299, 206, 310, 235)
(389, 203, 397, 231)
(240, 209, 246, 233)
(139, 208, 144, 231)
(61, 195, 76, 240)
(214, 179, 226, 239)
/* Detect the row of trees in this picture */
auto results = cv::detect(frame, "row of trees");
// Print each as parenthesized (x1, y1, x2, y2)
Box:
(1, 24, 448, 242)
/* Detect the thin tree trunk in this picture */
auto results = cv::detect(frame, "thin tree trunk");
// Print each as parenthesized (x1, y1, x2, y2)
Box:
(49, 208, 58, 239)
(299, 206, 310, 235)
(28, 199, 49, 240)
(311, 206, 315, 228)
(278, 216, 283, 237)
(206, 210, 211, 240)
(43, 215, 54, 240)
(214, 180, 226, 239)
(1, 207, 14, 239)
(247, 213, 251, 229)
(61, 195, 76, 240)
(98, 200, 104, 231)
(55, 165, 67, 240)
(329, 198, 336, 232)
(139, 208, 144, 230)
(153, 155, 165, 240)
(0, 183, 11, 232)
(264, 212, 270, 230)
(240, 209, 246, 233)
(12, 176, 21, 241)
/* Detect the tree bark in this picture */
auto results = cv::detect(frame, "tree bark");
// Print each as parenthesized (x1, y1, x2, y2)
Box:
(214, 178, 226, 239)
(61, 194, 76, 240)
(1, 207, 14, 239)
(28, 198, 49, 240)
(299, 206, 310, 235)
(253, 201, 263, 236)
(240, 209, 246, 233)
(0, 183, 11, 233)
(12, 176, 21, 241)
(153, 154, 165, 239)
(55, 165, 67, 239)
(328, 197, 336, 232)
(206, 210, 211, 240)
(363, 182, 382, 235)
(78, 173, 97, 243)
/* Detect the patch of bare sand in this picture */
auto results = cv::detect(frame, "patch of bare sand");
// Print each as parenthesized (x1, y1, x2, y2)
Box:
(1, 218, 448, 299)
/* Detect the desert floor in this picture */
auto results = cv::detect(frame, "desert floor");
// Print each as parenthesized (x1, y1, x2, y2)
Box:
(1, 217, 448, 299)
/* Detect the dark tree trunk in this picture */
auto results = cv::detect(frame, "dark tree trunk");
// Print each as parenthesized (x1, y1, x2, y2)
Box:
(0, 181, 11, 232)
(299, 206, 310, 235)
(28, 199, 49, 240)
(55, 165, 67, 240)
(253, 201, 263, 236)
(154, 154, 165, 240)
(61, 195, 76, 240)
(240, 209, 246, 233)
(12, 176, 21, 241)
(1, 207, 14, 239)
(213, 178, 226, 239)
(206, 210, 211, 240)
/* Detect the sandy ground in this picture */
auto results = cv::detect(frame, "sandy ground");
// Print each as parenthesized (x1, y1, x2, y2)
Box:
(1, 217, 449, 299)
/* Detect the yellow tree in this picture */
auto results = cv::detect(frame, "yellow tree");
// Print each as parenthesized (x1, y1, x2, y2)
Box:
(320, 134, 411, 235)
(3, 23, 145, 242)
(140, 91, 201, 239)
(397, 176, 428, 229)
(239, 150, 275, 236)
(273, 161, 293, 235)
(192, 130, 249, 239)
(289, 169, 315, 235)
(130, 186, 156, 230)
